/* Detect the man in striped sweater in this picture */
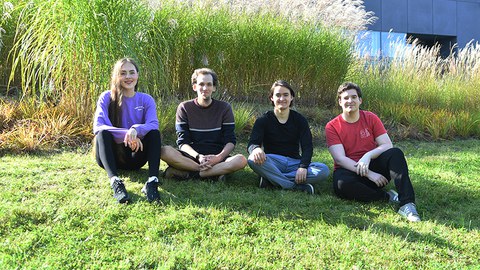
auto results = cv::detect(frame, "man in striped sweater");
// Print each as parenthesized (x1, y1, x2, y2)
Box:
(161, 68, 247, 180)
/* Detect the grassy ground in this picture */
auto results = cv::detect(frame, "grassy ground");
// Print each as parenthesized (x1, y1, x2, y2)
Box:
(1, 140, 479, 269)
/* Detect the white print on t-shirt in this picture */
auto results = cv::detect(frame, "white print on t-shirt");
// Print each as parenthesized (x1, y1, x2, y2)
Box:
(134, 106, 145, 111)
(360, 128, 371, 139)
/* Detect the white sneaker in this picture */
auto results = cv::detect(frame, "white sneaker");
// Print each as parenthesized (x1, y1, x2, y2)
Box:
(398, 203, 421, 222)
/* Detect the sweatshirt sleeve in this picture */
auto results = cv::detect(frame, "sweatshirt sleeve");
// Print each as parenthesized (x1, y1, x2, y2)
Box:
(131, 94, 159, 139)
(222, 103, 236, 145)
(92, 91, 129, 143)
(175, 102, 191, 147)
(298, 114, 313, 168)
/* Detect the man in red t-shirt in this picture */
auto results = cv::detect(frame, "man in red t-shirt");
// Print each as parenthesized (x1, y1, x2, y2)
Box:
(325, 82, 421, 222)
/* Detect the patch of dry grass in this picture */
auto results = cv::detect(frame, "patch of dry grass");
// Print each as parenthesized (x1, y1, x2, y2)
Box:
(0, 100, 90, 152)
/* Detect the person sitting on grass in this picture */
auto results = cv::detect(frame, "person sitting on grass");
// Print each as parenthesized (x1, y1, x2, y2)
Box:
(93, 57, 161, 203)
(160, 68, 247, 180)
(247, 80, 330, 195)
(325, 82, 421, 222)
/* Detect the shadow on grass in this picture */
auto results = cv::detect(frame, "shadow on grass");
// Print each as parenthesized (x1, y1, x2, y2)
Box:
(128, 168, 472, 254)
(116, 140, 480, 235)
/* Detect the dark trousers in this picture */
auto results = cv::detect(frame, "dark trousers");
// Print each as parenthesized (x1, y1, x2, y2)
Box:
(95, 129, 161, 178)
(333, 148, 416, 206)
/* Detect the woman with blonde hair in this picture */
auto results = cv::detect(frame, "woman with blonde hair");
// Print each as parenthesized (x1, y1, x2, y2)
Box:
(93, 58, 161, 203)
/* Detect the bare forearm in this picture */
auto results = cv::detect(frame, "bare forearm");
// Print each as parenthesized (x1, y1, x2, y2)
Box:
(217, 142, 235, 160)
(335, 156, 361, 173)
(365, 143, 392, 160)
(179, 144, 199, 158)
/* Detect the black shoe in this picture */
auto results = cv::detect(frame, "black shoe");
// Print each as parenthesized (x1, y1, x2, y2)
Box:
(111, 177, 130, 203)
(293, 183, 314, 195)
(141, 177, 160, 202)
(259, 177, 274, 189)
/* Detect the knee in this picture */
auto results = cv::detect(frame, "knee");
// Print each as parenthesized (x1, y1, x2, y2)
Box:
(96, 130, 113, 144)
(388, 147, 405, 157)
(146, 129, 161, 142)
(333, 178, 354, 198)
(247, 158, 259, 169)
(233, 154, 247, 169)
(97, 129, 112, 137)
(161, 145, 177, 159)
(311, 163, 330, 178)
(147, 129, 160, 137)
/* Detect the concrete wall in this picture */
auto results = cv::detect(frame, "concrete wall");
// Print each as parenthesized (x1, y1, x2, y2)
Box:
(364, 0, 480, 47)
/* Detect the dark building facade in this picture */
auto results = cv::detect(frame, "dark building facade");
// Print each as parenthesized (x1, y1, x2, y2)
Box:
(359, 0, 480, 57)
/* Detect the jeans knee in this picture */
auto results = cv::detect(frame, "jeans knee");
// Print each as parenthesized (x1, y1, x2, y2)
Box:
(311, 163, 330, 178)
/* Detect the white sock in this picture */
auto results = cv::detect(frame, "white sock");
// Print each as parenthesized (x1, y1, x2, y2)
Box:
(147, 176, 158, 183)
(110, 176, 120, 186)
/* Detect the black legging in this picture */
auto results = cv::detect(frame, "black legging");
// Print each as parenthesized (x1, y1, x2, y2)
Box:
(95, 129, 161, 178)
(333, 147, 416, 206)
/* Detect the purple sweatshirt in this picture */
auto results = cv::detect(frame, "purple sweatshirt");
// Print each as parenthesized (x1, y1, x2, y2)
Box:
(93, 90, 159, 143)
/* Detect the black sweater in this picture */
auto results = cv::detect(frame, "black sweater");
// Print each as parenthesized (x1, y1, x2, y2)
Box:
(248, 110, 313, 168)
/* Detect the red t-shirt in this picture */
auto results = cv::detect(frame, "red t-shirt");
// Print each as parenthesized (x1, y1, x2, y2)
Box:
(325, 110, 387, 169)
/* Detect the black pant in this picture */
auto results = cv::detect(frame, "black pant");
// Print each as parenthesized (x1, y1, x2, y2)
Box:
(95, 129, 161, 178)
(333, 148, 416, 206)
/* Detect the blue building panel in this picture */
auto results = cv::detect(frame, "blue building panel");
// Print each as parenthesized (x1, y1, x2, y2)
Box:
(456, 2, 480, 47)
(363, 0, 480, 51)
(381, 0, 408, 32)
(433, 0, 457, 36)
(407, 0, 433, 34)
(364, 0, 382, 31)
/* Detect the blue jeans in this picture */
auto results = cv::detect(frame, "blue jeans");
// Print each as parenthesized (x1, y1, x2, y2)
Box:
(248, 154, 330, 189)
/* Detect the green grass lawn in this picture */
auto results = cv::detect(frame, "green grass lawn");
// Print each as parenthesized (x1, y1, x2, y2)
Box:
(1, 140, 479, 269)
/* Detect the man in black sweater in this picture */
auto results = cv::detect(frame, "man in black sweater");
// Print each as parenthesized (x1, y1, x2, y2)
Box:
(247, 80, 330, 194)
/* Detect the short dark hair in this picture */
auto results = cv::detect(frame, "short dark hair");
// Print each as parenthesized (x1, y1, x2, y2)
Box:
(191, 68, 218, 87)
(269, 80, 295, 107)
(337, 82, 362, 99)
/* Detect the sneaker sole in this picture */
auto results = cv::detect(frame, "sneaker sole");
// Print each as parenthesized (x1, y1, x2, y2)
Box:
(307, 184, 314, 195)
(117, 195, 130, 204)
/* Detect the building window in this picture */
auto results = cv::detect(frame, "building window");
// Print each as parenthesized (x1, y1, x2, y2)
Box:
(356, 30, 407, 58)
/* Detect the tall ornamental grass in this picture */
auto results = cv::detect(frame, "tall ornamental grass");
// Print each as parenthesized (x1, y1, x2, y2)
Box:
(349, 40, 480, 139)
(1, 0, 354, 151)
(0, 1, 15, 88)
(7, 0, 169, 121)
(149, 1, 353, 104)
(5, 0, 353, 106)
(150, 0, 375, 31)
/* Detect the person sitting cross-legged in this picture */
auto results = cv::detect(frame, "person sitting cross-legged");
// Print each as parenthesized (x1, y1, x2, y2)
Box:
(161, 68, 247, 181)
(247, 80, 330, 195)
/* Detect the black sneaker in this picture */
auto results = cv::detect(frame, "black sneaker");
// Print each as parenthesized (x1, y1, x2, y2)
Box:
(111, 177, 130, 203)
(259, 177, 274, 189)
(141, 177, 160, 202)
(293, 183, 314, 195)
